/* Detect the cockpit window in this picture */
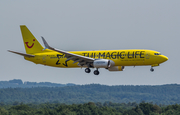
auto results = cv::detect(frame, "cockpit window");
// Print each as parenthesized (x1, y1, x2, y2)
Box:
(154, 53, 161, 55)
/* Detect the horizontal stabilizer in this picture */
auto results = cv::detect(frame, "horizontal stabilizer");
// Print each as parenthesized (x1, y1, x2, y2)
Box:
(8, 50, 35, 57)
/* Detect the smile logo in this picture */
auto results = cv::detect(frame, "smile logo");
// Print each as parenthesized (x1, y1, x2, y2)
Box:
(25, 39, 35, 48)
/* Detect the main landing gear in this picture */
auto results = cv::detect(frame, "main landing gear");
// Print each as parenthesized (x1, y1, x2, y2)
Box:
(94, 69, 99, 75)
(85, 68, 100, 75)
(150, 67, 154, 72)
(85, 68, 91, 73)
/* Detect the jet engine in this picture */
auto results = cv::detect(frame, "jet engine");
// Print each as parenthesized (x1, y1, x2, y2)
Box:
(93, 59, 111, 68)
(108, 66, 125, 71)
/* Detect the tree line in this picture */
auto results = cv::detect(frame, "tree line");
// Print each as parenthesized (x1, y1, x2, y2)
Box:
(0, 102, 180, 115)
(0, 84, 180, 105)
(0, 79, 75, 88)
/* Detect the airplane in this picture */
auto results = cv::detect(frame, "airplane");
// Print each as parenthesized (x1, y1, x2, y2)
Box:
(8, 25, 168, 75)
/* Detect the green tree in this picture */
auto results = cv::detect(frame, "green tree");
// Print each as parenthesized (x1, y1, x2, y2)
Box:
(133, 106, 143, 115)
(152, 104, 161, 113)
(139, 102, 153, 115)
(0, 107, 8, 115)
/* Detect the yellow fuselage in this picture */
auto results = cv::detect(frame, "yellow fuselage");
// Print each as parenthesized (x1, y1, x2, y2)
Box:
(25, 49, 168, 68)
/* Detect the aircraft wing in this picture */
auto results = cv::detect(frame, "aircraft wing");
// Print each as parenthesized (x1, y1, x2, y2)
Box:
(8, 50, 35, 57)
(41, 37, 95, 66)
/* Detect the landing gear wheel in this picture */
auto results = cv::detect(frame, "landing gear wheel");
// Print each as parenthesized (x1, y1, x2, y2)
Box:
(85, 68, 91, 73)
(150, 68, 154, 72)
(94, 70, 100, 75)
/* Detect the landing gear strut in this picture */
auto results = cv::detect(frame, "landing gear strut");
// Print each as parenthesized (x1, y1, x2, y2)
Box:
(85, 68, 91, 73)
(94, 69, 99, 75)
(150, 67, 154, 72)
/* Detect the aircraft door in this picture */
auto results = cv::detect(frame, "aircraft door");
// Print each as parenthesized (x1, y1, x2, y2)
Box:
(146, 52, 150, 59)
(42, 55, 46, 63)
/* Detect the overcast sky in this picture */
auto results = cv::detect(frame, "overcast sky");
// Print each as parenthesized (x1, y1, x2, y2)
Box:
(1, 1, 179, 85)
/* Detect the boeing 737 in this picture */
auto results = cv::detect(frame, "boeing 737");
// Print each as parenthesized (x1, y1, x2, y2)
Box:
(8, 25, 168, 75)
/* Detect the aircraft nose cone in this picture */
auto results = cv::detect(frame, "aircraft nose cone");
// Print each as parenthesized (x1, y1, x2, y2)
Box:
(164, 56, 168, 61)
(161, 55, 168, 63)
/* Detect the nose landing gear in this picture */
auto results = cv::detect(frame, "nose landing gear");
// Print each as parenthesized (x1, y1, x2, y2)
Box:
(150, 67, 154, 72)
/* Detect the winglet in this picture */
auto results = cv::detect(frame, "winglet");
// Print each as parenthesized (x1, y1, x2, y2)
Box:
(41, 36, 51, 50)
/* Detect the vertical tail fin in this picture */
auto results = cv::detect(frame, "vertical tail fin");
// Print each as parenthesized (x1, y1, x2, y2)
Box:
(20, 25, 44, 54)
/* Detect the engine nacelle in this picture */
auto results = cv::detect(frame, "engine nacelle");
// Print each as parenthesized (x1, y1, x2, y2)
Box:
(93, 59, 111, 68)
(108, 66, 125, 71)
